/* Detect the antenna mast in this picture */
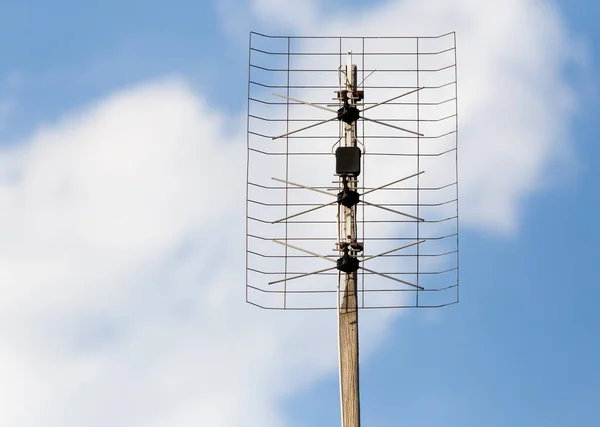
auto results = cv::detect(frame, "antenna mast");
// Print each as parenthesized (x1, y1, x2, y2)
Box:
(246, 33, 459, 427)
(338, 51, 361, 427)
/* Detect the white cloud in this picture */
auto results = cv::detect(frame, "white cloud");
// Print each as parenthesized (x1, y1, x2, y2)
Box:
(0, 77, 393, 427)
(250, 0, 319, 30)
(0, 0, 583, 426)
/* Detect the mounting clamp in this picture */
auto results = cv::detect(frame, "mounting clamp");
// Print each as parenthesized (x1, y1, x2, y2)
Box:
(336, 244, 360, 273)
(337, 177, 360, 208)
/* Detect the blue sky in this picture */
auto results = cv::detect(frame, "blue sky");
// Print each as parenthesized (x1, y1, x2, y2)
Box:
(0, 1, 599, 426)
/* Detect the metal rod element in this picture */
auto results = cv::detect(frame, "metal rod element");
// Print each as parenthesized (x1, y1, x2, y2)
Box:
(271, 177, 337, 197)
(361, 239, 426, 262)
(361, 171, 425, 197)
(361, 200, 425, 222)
(357, 70, 376, 88)
(271, 200, 337, 224)
(359, 266, 424, 290)
(269, 266, 339, 285)
(272, 116, 338, 140)
(361, 87, 425, 112)
(272, 239, 337, 263)
(361, 116, 423, 137)
(273, 92, 337, 113)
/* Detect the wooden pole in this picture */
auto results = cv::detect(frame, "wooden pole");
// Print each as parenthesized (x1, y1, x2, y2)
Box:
(338, 55, 360, 427)
(339, 272, 360, 427)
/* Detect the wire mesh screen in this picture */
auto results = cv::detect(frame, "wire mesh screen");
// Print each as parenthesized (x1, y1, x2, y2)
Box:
(246, 32, 459, 310)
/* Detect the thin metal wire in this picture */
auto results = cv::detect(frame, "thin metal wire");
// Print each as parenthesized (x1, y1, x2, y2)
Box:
(250, 97, 457, 107)
(249, 113, 457, 122)
(249, 47, 456, 56)
(248, 284, 458, 294)
(248, 233, 458, 242)
(249, 199, 458, 207)
(250, 64, 456, 73)
(248, 249, 458, 259)
(250, 31, 457, 39)
(249, 181, 457, 191)
(250, 267, 457, 276)
(246, 300, 459, 310)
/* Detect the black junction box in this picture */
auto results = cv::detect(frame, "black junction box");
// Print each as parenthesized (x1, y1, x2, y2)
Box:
(335, 146, 362, 176)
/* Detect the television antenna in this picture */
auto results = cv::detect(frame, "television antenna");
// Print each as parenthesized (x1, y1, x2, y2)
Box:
(246, 33, 459, 427)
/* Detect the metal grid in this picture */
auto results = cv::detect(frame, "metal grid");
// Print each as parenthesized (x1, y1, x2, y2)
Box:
(246, 32, 459, 310)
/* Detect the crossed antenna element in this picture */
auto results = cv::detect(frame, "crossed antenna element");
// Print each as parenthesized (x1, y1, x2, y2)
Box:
(268, 171, 427, 290)
(272, 86, 424, 140)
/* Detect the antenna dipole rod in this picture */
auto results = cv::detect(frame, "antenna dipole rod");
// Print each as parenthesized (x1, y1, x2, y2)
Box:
(338, 51, 361, 427)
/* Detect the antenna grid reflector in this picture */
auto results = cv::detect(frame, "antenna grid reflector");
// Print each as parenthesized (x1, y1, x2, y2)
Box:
(246, 33, 459, 310)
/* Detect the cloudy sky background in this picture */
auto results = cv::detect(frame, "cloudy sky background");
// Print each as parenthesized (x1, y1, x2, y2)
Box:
(0, 0, 599, 426)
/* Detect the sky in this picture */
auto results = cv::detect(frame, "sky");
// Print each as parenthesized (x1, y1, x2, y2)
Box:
(0, 0, 599, 426)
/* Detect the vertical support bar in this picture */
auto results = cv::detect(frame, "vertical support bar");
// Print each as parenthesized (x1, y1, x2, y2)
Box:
(453, 32, 460, 305)
(284, 37, 291, 309)
(339, 51, 361, 427)
(360, 37, 365, 310)
(245, 33, 252, 305)
(416, 37, 420, 306)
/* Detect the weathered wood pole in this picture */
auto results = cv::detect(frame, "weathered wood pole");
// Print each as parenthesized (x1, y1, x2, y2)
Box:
(338, 56, 360, 427)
